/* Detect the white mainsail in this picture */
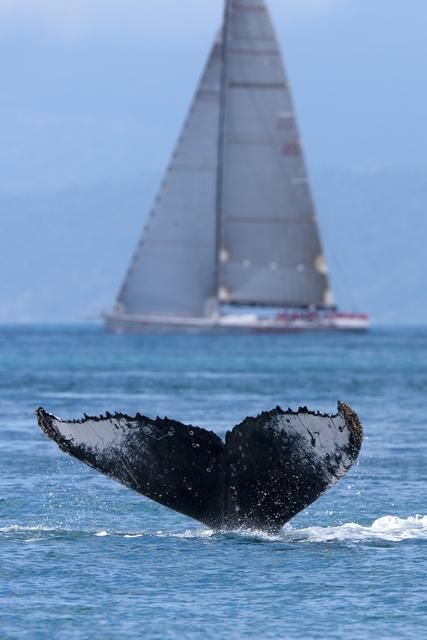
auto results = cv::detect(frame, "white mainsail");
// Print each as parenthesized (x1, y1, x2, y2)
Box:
(217, 0, 333, 308)
(112, 0, 340, 326)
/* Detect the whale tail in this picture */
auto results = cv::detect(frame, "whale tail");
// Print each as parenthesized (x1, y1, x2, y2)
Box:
(37, 403, 363, 531)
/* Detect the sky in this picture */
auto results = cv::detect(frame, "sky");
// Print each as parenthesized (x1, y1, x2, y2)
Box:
(1, 0, 427, 323)
(0, 1, 345, 38)
(1, 0, 427, 192)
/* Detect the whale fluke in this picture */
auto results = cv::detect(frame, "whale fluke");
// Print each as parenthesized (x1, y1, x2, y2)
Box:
(36, 403, 363, 531)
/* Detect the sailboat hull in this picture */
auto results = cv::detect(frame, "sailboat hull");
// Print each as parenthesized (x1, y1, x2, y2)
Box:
(104, 312, 369, 335)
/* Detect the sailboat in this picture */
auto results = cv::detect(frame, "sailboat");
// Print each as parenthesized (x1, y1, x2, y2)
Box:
(105, 0, 369, 334)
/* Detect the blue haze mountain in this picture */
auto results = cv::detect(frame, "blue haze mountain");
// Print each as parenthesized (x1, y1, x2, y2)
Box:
(2, 169, 426, 324)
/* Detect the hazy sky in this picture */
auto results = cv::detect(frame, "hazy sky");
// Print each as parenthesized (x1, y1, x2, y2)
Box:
(0, 1, 345, 38)
(1, 0, 426, 192)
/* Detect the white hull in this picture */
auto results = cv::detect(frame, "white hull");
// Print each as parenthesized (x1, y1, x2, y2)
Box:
(105, 312, 369, 335)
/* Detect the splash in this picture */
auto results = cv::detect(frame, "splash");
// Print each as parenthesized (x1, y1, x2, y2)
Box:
(281, 515, 427, 544)
(93, 516, 427, 544)
(154, 515, 427, 544)
(0, 524, 58, 534)
(2, 516, 427, 544)
(93, 528, 215, 540)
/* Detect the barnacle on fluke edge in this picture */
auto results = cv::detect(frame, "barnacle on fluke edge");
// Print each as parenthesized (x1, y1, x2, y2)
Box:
(36, 402, 363, 532)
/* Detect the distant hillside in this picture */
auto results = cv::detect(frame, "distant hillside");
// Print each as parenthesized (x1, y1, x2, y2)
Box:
(0, 180, 156, 323)
(314, 168, 427, 324)
(1, 168, 426, 324)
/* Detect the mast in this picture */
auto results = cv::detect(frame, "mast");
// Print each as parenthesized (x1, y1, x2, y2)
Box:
(214, 0, 231, 307)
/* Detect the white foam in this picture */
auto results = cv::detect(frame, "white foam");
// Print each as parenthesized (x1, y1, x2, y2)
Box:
(192, 515, 427, 544)
(92, 517, 427, 544)
(171, 528, 215, 539)
(282, 514, 427, 544)
(0, 524, 57, 533)
(92, 528, 215, 540)
(5, 516, 426, 545)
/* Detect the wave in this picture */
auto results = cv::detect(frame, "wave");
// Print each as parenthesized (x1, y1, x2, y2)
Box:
(93, 515, 427, 543)
(266, 515, 427, 544)
(2, 516, 427, 544)
(0, 524, 59, 533)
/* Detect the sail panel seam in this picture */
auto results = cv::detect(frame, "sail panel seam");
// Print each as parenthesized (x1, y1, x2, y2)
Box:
(228, 81, 287, 90)
(224, 217, 316, 224)
(232, 2, 266, 11)
(228, 48, 280, 56)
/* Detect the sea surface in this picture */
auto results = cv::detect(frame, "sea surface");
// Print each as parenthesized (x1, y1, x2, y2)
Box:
(1, 325, 426, 639)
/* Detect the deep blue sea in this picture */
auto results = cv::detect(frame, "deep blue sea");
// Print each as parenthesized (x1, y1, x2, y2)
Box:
(1, 326, 426, 639)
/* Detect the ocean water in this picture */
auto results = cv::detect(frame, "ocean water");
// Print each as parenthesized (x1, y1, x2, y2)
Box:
(1, 326, 426, 639)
